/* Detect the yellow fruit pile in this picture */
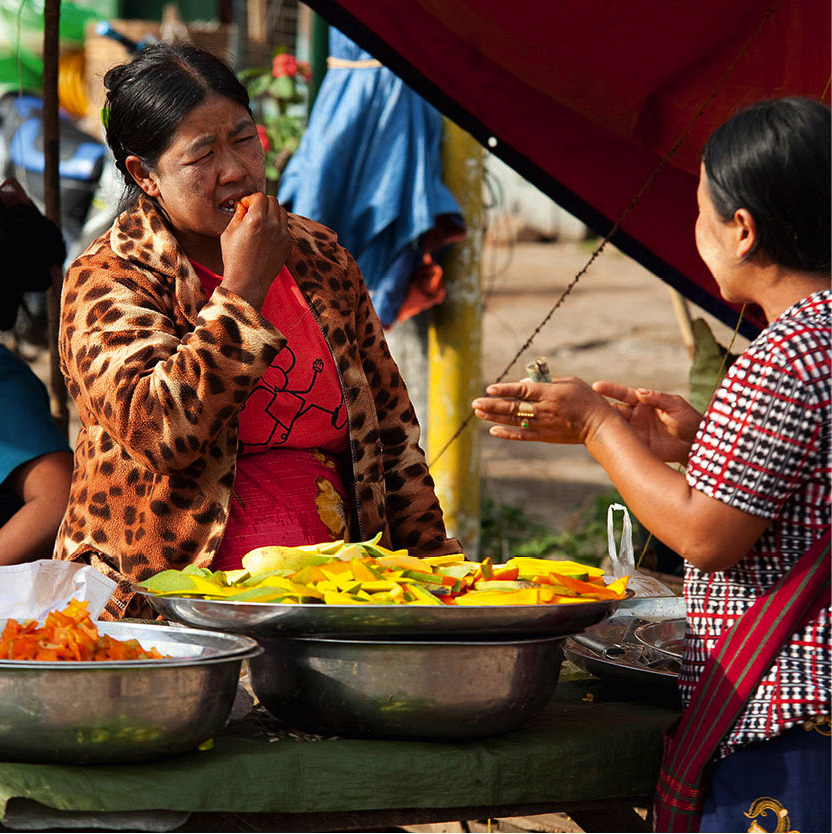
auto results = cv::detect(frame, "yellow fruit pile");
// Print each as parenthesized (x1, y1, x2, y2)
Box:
(138, 534, 629, 606)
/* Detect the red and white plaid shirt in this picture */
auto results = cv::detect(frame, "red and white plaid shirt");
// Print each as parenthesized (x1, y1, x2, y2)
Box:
(683, 290, 831, 758)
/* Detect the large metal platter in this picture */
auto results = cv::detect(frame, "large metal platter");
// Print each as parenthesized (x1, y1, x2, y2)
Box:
(136, 588, 631, 638)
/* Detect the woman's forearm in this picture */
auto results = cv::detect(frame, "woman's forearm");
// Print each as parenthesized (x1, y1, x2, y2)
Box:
(585, 413, 768, 571)
(61, 267, 285, 474)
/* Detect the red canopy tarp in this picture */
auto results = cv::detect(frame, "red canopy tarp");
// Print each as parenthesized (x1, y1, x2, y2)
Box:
(304, 0, 830, 337)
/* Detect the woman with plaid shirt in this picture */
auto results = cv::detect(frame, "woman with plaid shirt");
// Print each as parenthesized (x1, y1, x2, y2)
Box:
(473, 97, 830, 832)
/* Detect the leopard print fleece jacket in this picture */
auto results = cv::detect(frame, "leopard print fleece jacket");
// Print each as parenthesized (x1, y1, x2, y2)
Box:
(54, 196, 461, 618)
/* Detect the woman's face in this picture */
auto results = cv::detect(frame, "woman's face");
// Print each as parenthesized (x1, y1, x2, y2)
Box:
(694, 164, 745, 303)
(140, 94, 265, 244)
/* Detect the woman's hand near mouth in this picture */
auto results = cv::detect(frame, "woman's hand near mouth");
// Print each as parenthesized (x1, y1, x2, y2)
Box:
(220, 192, 292, 312)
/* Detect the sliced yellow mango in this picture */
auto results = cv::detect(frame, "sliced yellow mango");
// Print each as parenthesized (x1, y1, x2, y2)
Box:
(220, 568, 250, 585)
(508, 557, 604, 580)
(351, 558, 381, 582)
(376, 554, 428, 572)
(334, 543, 363, 561)
(258, 576, 324, 599)
(357, 580, 399, 592)
(554, 573, 629, 600)
(422, 554, 467, 566)
(323, 590, 370, 605)
(406, 584, 442, 605)
(455, 588, 542, 606)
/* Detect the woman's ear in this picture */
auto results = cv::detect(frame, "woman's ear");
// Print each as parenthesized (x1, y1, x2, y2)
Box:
(733, 208, 757, 260)
(124, 155, 160, 197)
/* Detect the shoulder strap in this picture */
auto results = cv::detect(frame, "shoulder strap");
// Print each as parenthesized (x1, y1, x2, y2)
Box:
(654, 528, 831, 832)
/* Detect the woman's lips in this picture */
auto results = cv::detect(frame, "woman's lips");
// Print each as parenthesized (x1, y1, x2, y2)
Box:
(218, 192, 253, 214)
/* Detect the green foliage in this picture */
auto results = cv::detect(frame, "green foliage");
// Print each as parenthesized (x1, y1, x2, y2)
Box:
(479, 490, 623, 568)
(689, 318, 740, 414)
(238, 48, 311, 189)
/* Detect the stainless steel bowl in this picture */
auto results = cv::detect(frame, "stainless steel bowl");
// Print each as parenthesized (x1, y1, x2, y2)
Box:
(634, 618, 686, 659)
(0, 621, 262, 764)
(250, 635, 564, 740)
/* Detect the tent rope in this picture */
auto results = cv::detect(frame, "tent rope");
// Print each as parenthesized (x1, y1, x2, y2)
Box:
(428, 0, 780, 468)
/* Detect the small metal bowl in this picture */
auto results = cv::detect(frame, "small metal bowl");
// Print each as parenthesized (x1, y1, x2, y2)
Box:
(250, 634, 564, 740)
(634, 618, 686, 660)
(0, 621, 262, 764)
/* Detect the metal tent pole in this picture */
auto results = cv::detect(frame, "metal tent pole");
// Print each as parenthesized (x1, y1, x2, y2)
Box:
(43, 0, 69, 437)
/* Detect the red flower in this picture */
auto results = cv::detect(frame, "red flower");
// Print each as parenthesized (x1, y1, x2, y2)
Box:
(272, 53, 298, 78)
(256, 124, 270, 151)
(297, 60, 312, 83)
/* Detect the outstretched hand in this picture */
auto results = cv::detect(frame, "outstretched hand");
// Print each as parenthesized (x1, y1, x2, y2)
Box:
(591, 381, 702, 463)
(471, 377, 616, 445)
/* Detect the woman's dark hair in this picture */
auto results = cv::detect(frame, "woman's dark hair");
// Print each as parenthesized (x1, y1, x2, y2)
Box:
(103, 42, 252, 203)
(702, 97, 831, 273)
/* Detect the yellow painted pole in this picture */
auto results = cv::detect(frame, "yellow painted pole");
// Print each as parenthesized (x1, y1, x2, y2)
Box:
(427, 119, 484, 558)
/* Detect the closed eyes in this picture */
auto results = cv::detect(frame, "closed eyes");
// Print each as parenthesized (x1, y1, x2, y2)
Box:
(186, 136, 255, 165)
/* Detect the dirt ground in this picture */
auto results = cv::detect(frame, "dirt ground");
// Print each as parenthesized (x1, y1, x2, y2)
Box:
(477, 237, 746, 533)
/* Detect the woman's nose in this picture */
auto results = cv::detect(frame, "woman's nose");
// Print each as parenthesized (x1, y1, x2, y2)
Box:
(216, 148, 248, 183)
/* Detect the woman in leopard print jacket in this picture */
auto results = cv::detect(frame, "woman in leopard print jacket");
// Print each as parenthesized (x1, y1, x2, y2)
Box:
(54, 43, 461, 619)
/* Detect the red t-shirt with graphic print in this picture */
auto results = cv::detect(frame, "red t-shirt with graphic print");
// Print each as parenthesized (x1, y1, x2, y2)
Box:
(191, 260, 351, 570)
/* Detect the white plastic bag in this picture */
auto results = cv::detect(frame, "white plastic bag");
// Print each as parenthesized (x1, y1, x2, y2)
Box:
(606, 503, 676, 597)
(0, 560, 116, 620)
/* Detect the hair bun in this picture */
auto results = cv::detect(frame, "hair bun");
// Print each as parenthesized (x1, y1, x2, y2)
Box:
(102, 62, 126, 94)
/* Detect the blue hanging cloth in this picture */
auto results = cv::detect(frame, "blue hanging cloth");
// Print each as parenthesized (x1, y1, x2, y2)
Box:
(278, 28, 465, 327)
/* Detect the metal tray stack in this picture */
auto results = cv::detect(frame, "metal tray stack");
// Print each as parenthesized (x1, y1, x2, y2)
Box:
(135, 589, 631, 740)
(564, 600, 686, 689)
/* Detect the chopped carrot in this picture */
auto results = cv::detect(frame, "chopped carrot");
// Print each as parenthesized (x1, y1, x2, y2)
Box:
(0, 599, 168, 661)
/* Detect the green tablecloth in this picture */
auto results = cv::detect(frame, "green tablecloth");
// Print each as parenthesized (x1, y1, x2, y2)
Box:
(0, 679, 679, 827)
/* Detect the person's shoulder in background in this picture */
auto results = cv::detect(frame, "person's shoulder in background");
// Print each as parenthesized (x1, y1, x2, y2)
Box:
(0, 344, 71, 486)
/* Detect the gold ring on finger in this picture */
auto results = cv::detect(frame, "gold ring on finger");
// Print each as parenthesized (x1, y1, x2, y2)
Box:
(517, 403, 535, 419)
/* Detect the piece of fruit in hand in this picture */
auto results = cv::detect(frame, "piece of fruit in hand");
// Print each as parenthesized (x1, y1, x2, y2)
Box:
(234, 195, 254, 218)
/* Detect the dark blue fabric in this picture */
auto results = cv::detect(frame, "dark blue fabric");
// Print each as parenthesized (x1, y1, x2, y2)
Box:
(277, 28, 462, 326)
(0, 345, 71, 523)
(700, 722, 831, 833)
